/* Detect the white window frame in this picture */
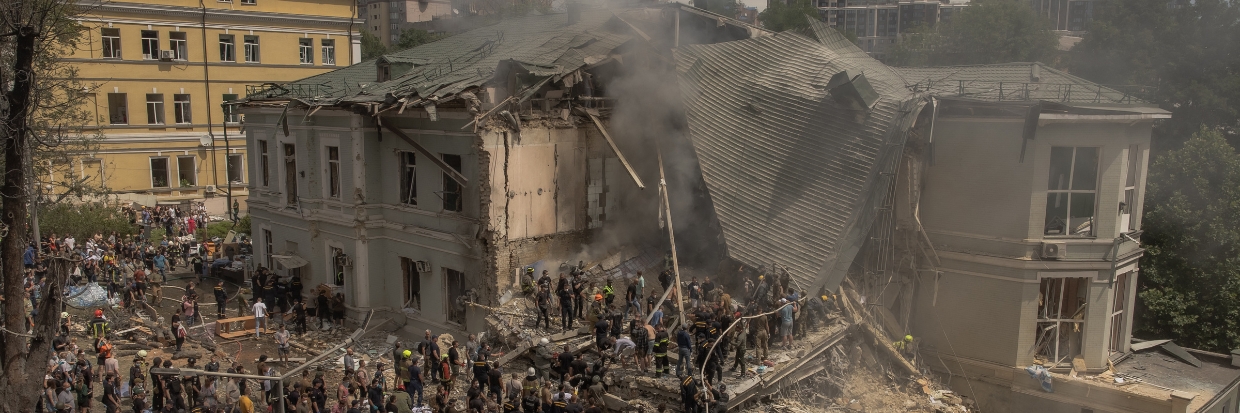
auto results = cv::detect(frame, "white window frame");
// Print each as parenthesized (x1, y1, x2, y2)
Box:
(325, 145, 341, 199)
(140, 30, 159, 60)
(241, 0, 256, 5)
(1121, 145, 1141, 233)
(299, 38, 314, 64)
(173, 94, 191, 124)
(176, 155, 197, 187)
(149, 157, 171, 188)
(101, 28, 121, 59)
(321, 39, 336, 66)
(1034, 274, 1090, 368)
(1109, 271, 1133, 354)
(1044, 146, 1099, 237)
(243, 35, 260, 63)
(169, 31, 188, 61)
(219, 34, 235, 62)
(145, 93, 165, 125)
(399, 151, 416, 206)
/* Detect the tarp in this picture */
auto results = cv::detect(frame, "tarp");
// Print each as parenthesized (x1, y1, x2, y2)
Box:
(66, 282, 115, 308)
(273, 254, 309, 269)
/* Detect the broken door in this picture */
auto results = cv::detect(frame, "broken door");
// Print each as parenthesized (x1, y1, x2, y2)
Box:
(1035, 277, 1088, 367)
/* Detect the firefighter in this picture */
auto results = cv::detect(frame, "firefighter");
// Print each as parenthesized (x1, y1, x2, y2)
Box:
(680, 375, 700, 413)
(653, 326, 670, 378)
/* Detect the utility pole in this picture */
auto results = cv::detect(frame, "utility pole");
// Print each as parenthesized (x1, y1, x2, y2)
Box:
(657, 146, 686, 326)
(221, 102, 234, 222)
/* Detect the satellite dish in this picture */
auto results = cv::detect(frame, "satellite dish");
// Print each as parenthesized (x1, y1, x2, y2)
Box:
(200, 135, 212, 146)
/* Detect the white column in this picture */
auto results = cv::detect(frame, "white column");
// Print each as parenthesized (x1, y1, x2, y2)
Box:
(350, 115, 369, 307)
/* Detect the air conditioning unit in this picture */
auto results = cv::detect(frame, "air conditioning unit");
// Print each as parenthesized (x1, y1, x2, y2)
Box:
(414, 260, 431, 273)
(1041, 241, 1067, 260)
(158, 50, 175, 61)
(205, 185, 218, 193)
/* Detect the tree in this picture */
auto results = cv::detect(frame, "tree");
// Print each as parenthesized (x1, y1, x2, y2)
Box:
(361, 28, 387, 61)
(37, 202, 136, 241)
(1137, 127, 1240, 352)
(0, 0, 93, 409)
(394, 28, 446, 51)
(1069, 0, 1240, 150)
(695, 0, 740, 17)
(758, 0, 818, 32)
(887, 0, 1058, 67)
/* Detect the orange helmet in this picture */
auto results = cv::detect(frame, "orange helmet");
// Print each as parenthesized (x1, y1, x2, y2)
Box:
(594, 294, 603, 302)
(94, 309, 103, 317)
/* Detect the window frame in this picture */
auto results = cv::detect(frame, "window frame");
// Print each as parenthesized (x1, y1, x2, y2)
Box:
(145, 93, 165, 125)
(219, 34, 235, 62)
(241, 0, 256, 5)
(440, 153, 462, 212)
(140, 30, 159, 60)
(169, 31, 188, 61)
(176, 155, 197, 187)
(401, 257, 422, 310)
(107, 93, 128, 125)
(222, 93, 240, 123)
(326, 146, 341, 199)
(1109, 271, 1132, 354)
(299, 38, 314, 64)
(101, 28, 121, 59)
(149, 157, 171, 188)
(263, 229, 274, 269)
(243, 35, 260, 63)
(1044, 146, 1099, 237)
(227, 153, 245, 184)
(321, 39, 336, 66)
(172, 94, 192, 124)
(399, 151, 417, 206)
(1122, 144, 1141, 233)
(1034, 276, 1090, 368)
(258, 140, 270, 187)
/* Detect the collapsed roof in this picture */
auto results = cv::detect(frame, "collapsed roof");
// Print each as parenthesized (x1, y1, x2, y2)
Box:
(674, 18, 926, 292)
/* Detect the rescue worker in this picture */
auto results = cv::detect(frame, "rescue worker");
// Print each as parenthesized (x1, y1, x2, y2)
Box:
(214, 281, 228, 319)
(536, 285, 552, 329)
(653, 326, 670, 378)
(439, 354, 453, 394)
(602, 279, 615, 307)
(89, 309, 109, 341)
(680, 375, 700, 413)
(894, 335, 916, 359)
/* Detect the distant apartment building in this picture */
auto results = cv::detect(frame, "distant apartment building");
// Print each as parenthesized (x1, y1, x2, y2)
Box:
(360, 0, 453, 46)
(69, 0, 359, 212)
(801, 0, 1099, 57)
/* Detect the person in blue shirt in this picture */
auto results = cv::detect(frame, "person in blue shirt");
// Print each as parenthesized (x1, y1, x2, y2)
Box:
(675, 326, 693, 377)
(649, 307, 663, 329)
(22, 243, 36, 274)
(779, 299, 796, 348)
(153, 252, 167, 278)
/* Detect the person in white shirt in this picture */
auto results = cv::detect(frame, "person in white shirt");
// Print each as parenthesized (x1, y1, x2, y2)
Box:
(252, 298, 268, 338)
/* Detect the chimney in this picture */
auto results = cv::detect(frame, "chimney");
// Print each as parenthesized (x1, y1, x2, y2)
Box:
(567, 1, 583, 25)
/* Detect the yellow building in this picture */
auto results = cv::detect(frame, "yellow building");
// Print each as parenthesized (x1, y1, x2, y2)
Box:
(69, 0, 359, 212)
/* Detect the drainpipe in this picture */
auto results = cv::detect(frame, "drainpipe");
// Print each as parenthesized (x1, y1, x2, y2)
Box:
(199, 0, 218, 191)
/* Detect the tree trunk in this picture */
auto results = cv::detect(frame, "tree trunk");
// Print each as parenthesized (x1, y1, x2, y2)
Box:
(0, 24, 60, 412)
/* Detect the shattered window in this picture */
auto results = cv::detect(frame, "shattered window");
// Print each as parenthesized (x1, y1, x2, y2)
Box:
(400, 151, 417, 206)
(1045, 147, 1098, 236)
(1035, 277, 1088, 367)
(1110, 271, 1131, 354)
(441, 154, 462, 212)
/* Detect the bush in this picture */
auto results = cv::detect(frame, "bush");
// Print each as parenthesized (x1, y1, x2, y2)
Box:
(38, 202, 137, 241)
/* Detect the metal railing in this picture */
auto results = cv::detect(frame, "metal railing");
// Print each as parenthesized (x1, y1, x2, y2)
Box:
(909, 80, 1156, 104)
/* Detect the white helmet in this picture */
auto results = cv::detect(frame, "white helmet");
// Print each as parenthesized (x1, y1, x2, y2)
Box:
(540, 338, 550, 346)
(137, 350, 148, 358)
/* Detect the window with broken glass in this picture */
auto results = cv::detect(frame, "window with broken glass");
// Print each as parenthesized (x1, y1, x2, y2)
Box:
(440, 154, 462, 212)
(1044, 146, 1098, 236)
(1035, 277, 1089, 367)
(400, 151, 417, 205)
(1110, 271, 1131, 354)
(1121, 145, 1141, 233)
(326, 146, 340, 199)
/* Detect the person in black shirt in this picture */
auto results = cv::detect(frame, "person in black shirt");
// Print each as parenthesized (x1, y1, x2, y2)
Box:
(555, 346, 574, 380)
(593, 319, 609, 357)
(473, 353, 491, 390)
(213, 281, 228, 319)
(558, 281, 575, 331)
(293, 298, 308, 335)
(487, 361, 504, 403)
(535, 286, 552, 329)
(316, 290, 330, 330)
(571, 274, 585, 319)
(625, 280, 640, 319)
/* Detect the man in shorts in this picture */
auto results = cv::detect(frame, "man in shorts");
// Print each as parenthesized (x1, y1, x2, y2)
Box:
(275, 324, 291, 363)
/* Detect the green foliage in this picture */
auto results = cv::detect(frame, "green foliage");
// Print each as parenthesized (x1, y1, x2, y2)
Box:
(887, 0, 1058, 66)
(758, 0, 818, 32)
(200, 215, 250, 241)
(1137, 128, 1240, 352)
(394, 28, 447, 51)
(361, 28, 387, 61)
(38, 203, 136, 241)
(1069, 0, 1240, 149)
(697, 0, 740, 17)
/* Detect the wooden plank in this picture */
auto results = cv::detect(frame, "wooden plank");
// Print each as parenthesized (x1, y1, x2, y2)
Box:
(381, 121, 469, 188)
(585, 111, 645, 189)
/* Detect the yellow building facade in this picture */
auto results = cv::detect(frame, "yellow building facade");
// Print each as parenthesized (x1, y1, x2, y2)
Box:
(69, 0, 359, 212)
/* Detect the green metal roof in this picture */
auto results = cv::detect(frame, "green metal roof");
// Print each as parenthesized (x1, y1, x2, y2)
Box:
(248, 3, 637, 105)
(897, 62, 1153, 104)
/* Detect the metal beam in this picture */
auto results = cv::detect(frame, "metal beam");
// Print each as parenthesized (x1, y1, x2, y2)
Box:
(586, 111, 645, 189)
(381, 121, 469, 188)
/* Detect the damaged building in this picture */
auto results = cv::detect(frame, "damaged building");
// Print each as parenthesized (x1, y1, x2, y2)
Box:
(239, 1, 1240, 412)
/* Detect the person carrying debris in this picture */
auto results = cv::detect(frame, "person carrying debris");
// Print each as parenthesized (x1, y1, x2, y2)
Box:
(680, 375, 700, 413)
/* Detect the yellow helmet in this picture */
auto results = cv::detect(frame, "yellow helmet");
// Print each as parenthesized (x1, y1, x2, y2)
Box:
(403, 350, 412, 358)
(904, 335, 913, 342)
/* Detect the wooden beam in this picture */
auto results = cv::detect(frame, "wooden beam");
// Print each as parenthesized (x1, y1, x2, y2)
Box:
(380, 121, 469, 188)
(586, 111, 645, 189)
